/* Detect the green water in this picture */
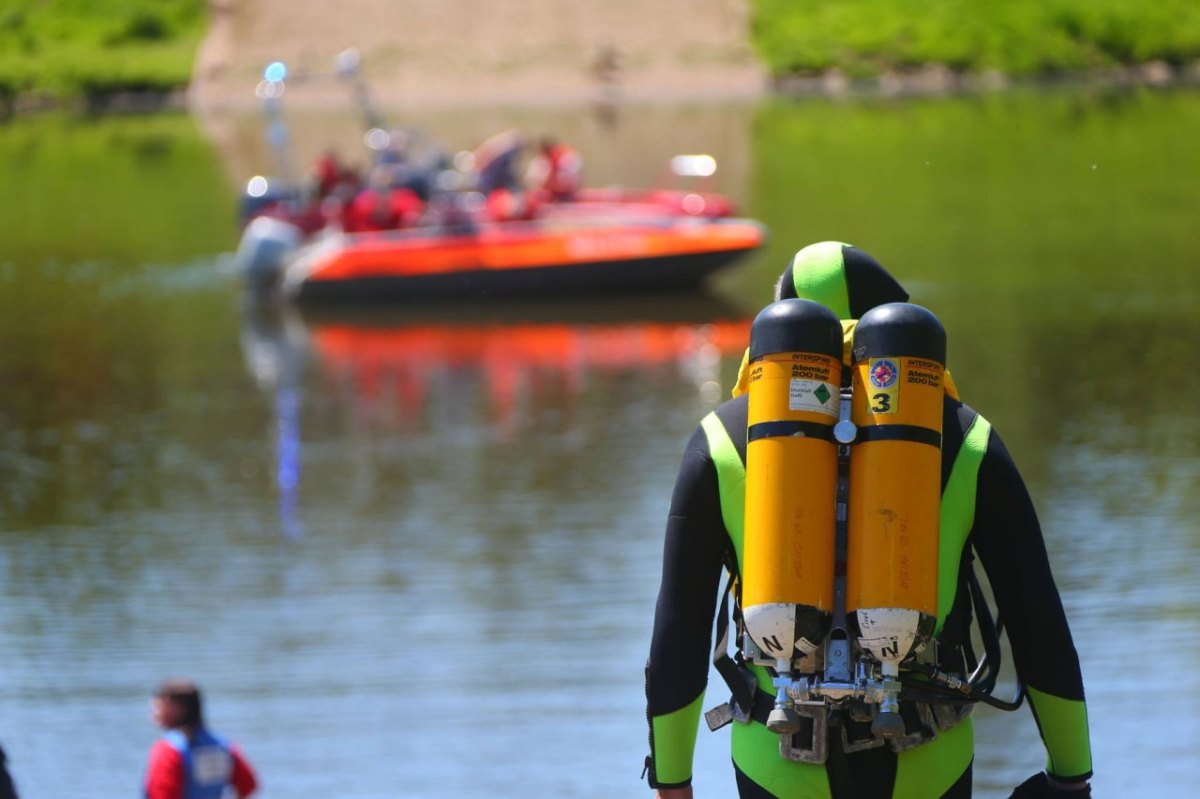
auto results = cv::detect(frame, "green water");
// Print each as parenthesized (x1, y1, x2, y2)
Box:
(0, 88, 1196, 798)
(746, 89, 1200, 478)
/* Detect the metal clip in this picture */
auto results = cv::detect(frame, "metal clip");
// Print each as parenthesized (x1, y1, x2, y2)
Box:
(704, 668, 756, 731)
(732, 693, 752, 724)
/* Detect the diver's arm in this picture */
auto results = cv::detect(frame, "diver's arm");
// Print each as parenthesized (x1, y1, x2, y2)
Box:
(645, 425, 729, 790)
(972, 428, 1093, 785)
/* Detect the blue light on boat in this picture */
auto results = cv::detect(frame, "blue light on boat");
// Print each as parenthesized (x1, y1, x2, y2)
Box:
(264, 62, 288, 83)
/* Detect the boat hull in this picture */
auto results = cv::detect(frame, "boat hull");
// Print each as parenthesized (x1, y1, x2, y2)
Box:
(294, 245, 753, 301)
(280, 218, 765, 302)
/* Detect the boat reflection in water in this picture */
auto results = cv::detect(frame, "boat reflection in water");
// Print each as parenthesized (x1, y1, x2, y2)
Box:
(240, 293, 753, 538)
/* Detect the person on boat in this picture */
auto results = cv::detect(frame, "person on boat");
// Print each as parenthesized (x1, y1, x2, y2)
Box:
(484, 186, 540, 223)
(373, 128, 441, 202)
(144, 679, 258, 799)
(463, 129, 540, 223)
(344, 164, 426, 232)
(524, 137, 583, 201)
(425, 190, 480, 236)
(308, 148, 356, 201)
(472, 129, 525, 195)
(643, 241, 1092, 799)
(304, 148, 361, 230)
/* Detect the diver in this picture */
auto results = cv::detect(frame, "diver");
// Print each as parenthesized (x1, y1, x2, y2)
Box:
(644, 242, 1092, 798)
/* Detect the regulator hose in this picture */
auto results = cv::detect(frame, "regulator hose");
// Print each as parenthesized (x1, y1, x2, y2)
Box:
(899, 567, 1025, 712)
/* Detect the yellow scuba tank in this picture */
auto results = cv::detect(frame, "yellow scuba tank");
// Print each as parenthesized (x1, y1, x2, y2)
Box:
(742, 299, 843, 701)
(845, 302, 947, 736)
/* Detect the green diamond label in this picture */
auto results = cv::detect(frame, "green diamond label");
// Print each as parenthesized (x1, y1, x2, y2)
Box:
(789, 379, 838, 418)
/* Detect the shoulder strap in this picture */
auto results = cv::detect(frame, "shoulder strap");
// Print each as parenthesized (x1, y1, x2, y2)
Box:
(711, 573, 755, 719)
(698, 406, 756, 722)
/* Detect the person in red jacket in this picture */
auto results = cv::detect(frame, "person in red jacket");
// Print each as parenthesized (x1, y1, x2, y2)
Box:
(144, 680, 258, 799)
(525, 137, 583, 201)
(344, 165, 426, 232)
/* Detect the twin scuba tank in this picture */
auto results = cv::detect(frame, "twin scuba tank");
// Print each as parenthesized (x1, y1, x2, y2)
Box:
(741, 298, 946, 741)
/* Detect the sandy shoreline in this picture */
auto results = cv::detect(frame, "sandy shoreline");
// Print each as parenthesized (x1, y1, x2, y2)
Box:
(13, 0, 1198, 117)
(186, 0, 1200, 117)
(188, 0, 768, 114)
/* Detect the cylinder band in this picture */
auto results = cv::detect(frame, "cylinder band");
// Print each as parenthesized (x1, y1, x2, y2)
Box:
(747, 420, 836, 443)
(854, 425, 942, 448)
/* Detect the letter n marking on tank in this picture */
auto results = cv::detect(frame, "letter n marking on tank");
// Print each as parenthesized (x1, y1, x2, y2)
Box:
(763, 635, 784, 653)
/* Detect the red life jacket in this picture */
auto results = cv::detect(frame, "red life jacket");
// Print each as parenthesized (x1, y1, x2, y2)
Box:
(541, 145, 582, 199)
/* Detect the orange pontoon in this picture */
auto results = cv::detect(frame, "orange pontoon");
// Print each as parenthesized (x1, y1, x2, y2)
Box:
(272, 213, 766, 301)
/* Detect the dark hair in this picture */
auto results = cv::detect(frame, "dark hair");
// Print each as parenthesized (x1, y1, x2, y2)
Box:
(155, 679, 204, 728)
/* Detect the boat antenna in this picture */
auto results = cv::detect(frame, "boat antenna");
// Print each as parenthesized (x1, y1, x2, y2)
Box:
(335, 48, 388, 135)
(257, 61, 299, 205)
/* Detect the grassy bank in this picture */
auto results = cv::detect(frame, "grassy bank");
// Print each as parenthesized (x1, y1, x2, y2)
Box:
(4, 0, 1200, 105)
(0, 0, 206, 104)
(752, 0, 1200, 78)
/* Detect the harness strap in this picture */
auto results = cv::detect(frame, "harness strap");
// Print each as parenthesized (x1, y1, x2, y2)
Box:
(712, 573, 756, 718)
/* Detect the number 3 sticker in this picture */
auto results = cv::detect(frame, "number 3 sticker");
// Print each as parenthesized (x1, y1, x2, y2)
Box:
(867, 359, 899, 414)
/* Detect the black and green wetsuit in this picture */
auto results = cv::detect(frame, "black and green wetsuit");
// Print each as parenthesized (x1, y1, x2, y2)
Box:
(644, 243, 1092, 798)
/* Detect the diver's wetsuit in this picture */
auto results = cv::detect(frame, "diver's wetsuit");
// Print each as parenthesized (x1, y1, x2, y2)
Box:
(645, 392, 1092, 799)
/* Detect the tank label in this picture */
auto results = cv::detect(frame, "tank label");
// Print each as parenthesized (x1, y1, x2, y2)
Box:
(868, 359, 899, 388)
(858, 635, 904, 660)
(867, 358, 899, 414)
(856, 609, 920, 661)
(789, 379, 838, 417)
(795, 636, 820, 656)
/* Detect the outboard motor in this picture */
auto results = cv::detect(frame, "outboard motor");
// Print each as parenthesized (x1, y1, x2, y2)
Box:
(233, 216, 304, 297)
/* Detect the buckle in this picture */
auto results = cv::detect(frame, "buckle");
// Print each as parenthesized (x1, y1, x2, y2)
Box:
(704, 669, 757, 731)
(777, 701, 828, 764)
(704, 702, 735, 732)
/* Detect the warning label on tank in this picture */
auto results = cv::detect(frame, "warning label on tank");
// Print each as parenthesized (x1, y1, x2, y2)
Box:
(795, 637, 820, 656)
(789, 379, 838, 417)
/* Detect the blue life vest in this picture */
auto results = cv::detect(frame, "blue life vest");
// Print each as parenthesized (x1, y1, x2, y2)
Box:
(157, 728, 235, 799)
